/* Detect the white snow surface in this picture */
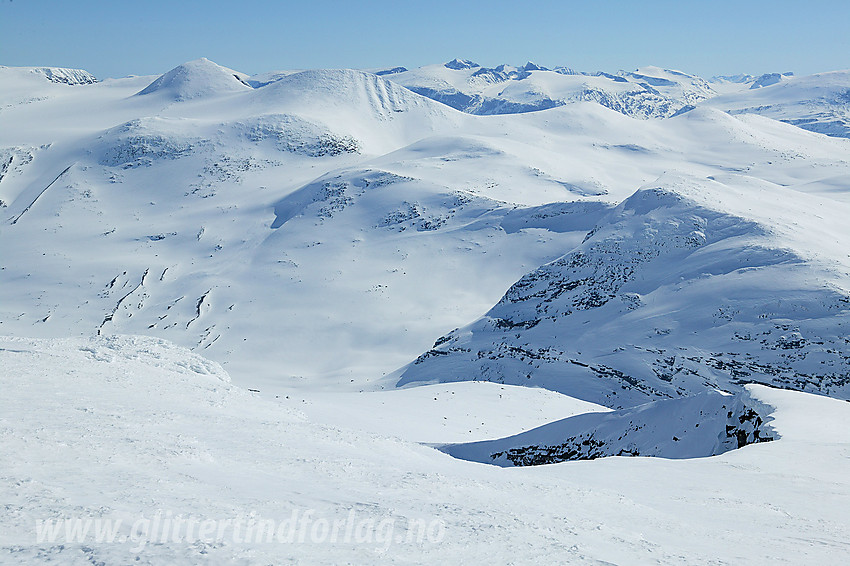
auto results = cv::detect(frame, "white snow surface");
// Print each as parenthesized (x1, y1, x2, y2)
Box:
(2, 336, 850, 563)
(2, 57, 850, 563)
(384, 60, 717, 118)
(702, 70, 850, 138)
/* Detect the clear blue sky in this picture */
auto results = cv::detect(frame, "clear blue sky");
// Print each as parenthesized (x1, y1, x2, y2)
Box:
(1, 0, 848, 79)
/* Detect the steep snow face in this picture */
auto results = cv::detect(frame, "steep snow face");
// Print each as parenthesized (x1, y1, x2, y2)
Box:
(398, 176, 850, 408)
(700, 70, 850, 138)
(136, 57, 251, 100)
(749, 72, 793, 89)
(442, 390, 774, 466)
(0, 65, 97, 87)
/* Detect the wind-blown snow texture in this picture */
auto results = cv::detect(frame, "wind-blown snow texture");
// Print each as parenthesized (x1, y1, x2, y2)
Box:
(1, 57, 850, 564)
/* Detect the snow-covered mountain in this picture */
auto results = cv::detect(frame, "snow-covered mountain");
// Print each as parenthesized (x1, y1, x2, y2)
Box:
(381, 59, 850, 141)
(441, 389, 773, 466)
(702, 70, 850, 138)
(1, 55, 848, 396)
(398, 173, 850, 408)
(2, 56, 850, 564)
(384, 60, 717, 118)
(4, 335, 850, 563)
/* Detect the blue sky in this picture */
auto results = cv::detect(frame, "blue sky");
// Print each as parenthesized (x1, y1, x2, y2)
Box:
(1, 0, 848, 79)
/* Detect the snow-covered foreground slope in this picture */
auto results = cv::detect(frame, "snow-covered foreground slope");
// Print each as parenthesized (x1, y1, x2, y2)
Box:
(2, 336, 850, 564)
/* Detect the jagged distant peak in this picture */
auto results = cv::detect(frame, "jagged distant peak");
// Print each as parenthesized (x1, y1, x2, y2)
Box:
(444, 58, 480, 70)
(520, 61, 548, 72)
(136, 57, 251, 100)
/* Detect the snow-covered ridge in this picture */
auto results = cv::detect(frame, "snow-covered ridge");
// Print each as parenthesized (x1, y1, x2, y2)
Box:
(27, 66, 98, 85)
(2, 55, 850, 562)
(702, 70, 850, 138)
(399, 177, 850, 408)
(384, 60, 719, 118)
(377, 59, 850, 140)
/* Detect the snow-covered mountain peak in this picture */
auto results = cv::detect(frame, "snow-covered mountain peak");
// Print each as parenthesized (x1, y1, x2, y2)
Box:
(444, 58, 480, 70)
(520, 61, 548, 72)
(136, 57, 251, 100)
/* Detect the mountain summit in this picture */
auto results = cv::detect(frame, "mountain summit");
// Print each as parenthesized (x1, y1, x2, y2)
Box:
(136, 57, 251, 100)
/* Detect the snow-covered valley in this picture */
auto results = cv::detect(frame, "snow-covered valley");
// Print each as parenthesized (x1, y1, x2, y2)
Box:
(2, 57, 850, 563)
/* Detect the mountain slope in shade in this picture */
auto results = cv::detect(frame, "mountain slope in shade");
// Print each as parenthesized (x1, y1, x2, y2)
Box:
(398, 174, 850, 408)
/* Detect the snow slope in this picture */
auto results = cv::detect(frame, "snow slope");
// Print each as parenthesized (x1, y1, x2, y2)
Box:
(701, 70, 850, 138)
(384, 60, 717, 118)
(441, 390, 773, 466)
(398, 173, 850, 407)
(2, 336, 850, 564)
(135, 58, 251, 100)
(2, 56, 850, 563)
(2, 59, 850, 395)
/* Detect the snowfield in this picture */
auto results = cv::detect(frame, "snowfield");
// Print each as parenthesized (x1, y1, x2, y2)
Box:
(1, 57, 850, 564)
(2, 336, 850, 564)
